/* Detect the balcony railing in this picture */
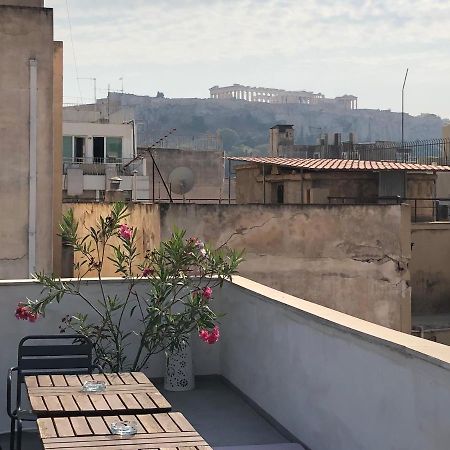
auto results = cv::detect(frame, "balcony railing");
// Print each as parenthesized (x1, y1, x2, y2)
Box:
(308, 138, 450, 165)
(63, 157, 145, 176)
(328, 196, 450, 222)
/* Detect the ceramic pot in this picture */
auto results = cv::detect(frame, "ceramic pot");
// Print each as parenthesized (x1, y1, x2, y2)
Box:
(164, 338, 195, 391)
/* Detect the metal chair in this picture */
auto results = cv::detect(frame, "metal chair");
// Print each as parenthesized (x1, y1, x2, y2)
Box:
(7, 335, 101, 450)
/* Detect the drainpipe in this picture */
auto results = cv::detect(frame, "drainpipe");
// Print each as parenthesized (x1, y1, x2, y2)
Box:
(28, 59, 38, 277)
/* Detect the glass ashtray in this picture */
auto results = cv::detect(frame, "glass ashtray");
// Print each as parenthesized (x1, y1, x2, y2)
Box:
(110, 421, 137, 436)
(81, 380, 106, 393)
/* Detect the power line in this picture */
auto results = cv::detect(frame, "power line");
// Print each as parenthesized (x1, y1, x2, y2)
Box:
(65, 0, 83, 104)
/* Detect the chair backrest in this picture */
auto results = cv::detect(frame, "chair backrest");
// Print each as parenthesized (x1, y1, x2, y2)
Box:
(17, 334, 95, 382)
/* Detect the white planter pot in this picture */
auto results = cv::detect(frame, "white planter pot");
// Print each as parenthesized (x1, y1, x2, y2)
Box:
(164, 339, 195, 391)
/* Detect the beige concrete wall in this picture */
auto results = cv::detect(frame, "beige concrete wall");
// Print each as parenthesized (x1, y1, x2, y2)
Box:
(146, 148, 225, 202)
(436, 173, 450, 197)
(0, 4, 54, 278)
(411, 222, 450, 315)
(407, 173, 436, 221)
(235, 165, 264, 203)
(0, 0, 43, 6)
(63, 203, 161, 277)
(159, 203, 412, 331)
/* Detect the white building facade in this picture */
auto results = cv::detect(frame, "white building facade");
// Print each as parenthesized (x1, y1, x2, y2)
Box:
(62, 122, 149, 202)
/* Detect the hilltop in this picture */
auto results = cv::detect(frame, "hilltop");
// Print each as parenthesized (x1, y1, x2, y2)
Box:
(77, 93, 446, 155)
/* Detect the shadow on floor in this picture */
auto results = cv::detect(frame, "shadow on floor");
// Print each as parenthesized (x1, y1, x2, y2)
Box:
(0, 430, 42, 450)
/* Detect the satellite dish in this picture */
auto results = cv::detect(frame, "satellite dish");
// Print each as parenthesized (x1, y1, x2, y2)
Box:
(168, 166, 195, 195)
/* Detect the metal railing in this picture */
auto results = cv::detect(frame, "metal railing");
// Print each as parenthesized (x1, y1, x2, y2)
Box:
(311, 138, 450, 165)
(63, 196, 236, 204)
(139, 133, 222, 151)
(63, 157, 145, 176)
(328, 196, 450, 222)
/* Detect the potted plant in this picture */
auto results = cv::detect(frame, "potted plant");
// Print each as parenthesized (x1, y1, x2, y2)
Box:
(16, 203, 243, 389)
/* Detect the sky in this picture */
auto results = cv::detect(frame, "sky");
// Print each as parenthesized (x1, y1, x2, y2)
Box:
(45, 0, 450, 118)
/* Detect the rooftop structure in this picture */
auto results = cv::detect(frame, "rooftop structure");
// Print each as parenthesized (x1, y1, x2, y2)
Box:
(230, 155, 443, 221)
(210, 84, 358, 109)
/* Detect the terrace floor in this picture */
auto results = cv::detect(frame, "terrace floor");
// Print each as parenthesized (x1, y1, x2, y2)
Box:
(0, 377, 304, 450)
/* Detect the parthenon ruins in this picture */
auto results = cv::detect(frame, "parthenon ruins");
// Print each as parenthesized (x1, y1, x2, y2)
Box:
(209, 84, 358, 110)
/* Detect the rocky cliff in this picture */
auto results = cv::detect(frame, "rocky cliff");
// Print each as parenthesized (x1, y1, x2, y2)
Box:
(91, 93, 446, 155)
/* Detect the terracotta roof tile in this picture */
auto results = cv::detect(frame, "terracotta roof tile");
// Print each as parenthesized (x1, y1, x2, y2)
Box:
(228, 156, 450, 172)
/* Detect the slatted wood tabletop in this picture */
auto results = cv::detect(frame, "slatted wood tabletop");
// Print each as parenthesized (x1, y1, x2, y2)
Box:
(25, 372, 171, 417)
(37, 412, 212, 449)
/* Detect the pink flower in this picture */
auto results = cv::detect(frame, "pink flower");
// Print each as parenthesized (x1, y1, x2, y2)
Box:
(199, 325, 220, 344)
(199, 329, 209, 340)
(190, 238, 206, 254)
(202, 287, 213, 300)
(119, 224, 133, 241)
(142, 267, 154, 277)
(15, 303, 38, 322)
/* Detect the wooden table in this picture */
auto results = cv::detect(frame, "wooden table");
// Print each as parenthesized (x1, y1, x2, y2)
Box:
(37, 412, 212, 449)
(25, 372, 171, 417)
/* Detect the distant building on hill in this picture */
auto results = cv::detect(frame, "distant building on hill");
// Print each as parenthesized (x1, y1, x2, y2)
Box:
(210, 84, 358, 110)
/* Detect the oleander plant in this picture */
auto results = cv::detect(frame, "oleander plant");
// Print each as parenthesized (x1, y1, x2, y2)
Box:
(15, 202, 243, 372)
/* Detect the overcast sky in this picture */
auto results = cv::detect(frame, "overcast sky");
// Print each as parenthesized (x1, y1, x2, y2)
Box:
(45, 0, 450, 118)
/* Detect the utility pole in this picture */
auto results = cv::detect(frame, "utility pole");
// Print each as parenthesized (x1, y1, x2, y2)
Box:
(119, 77, 124, 94)
(401, 68, 409, 145)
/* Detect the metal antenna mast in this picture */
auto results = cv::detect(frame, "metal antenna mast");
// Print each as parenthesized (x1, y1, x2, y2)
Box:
(123, 128, 177, 203)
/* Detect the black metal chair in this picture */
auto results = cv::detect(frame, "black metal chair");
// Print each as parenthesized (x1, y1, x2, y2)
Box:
(7, 335, 101, 450)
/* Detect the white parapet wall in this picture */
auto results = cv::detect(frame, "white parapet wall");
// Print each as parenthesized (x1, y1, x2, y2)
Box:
(1, 277, 450, 450)
(219, 277, 450, 450)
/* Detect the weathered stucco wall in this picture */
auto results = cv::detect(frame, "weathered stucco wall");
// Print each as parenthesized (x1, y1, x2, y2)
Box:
(0, 4, 55, 278)
(160, 203, 412, 331)
(59, 202, 411, 331)
(146, 148, 225, 202)
(411, 223, 450, 315)
(63, 203, 161, 277)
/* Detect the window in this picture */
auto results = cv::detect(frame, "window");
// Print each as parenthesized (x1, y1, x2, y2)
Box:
(63, 136, 73, 160)
(63, 136, 85, 161)
(74, 137, 85, 161)
(93, 137, 105, 162)
(93, 137, 123, 162)
(106, 137, 122, 161)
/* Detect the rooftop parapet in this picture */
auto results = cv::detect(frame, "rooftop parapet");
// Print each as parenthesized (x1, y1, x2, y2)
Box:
(1, 276, 450, 449)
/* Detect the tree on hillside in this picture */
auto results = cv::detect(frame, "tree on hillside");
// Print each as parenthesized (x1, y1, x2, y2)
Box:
(218, 128, 240, 151)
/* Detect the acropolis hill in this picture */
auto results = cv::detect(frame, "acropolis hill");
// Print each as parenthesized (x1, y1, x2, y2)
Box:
(66, 92, 445, 153)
